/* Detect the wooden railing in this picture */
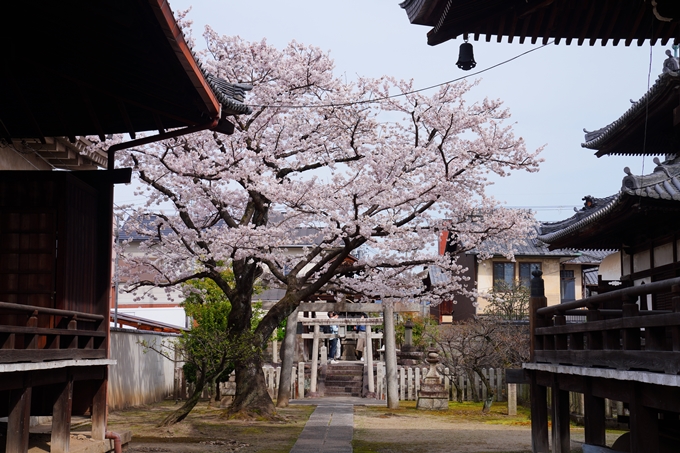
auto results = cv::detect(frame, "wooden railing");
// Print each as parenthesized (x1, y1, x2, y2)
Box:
(530, 273, 680, 374)
(0, 301, 107, 364)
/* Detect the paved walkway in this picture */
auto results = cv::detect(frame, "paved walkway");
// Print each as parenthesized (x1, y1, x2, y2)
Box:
(288, 397, 385, 453)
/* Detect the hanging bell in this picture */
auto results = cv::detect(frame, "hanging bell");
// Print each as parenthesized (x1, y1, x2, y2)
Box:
(456, 41, 476, 71)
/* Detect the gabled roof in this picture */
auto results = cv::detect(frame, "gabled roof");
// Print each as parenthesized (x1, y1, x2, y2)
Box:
(400, 0, 680, 47)
(0, 0, 250, 143)
(582, 72, 680, 157)
(538, 159, 680, 249)
(471, 236, 580, 259)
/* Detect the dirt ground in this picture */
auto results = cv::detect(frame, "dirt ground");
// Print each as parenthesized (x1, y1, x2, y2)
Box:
(102, 400, 625, 453)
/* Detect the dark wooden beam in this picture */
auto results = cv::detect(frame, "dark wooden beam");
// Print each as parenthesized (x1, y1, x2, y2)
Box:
(507, 11, 518, 43)
(153, 112, 166, 134)
(588, 0, 609, 46)
(51, 377, 74, 453)
(529, 372, 549, 453)
(80, 86, 106, 141)
(551, 376, 570, 453)
(577, 2, 597, 46)
(542, 3, 560, 45)
(629, 382, 659, 452)
(519, 15, 532, 44)
(584, 378, 606, 446)
(496, 14, 506, 43)
(624, 6, 646, 46)
(601, 5, 622, 46)
(116, 99, 137, 139)
(7, 386, 31, 453)
(91, 376, 108, 441)
(530, 7, 546, 45)
(10, 76, 46, 144)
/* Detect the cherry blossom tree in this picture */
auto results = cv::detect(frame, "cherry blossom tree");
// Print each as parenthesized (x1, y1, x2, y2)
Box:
(117, 28, 542, 417)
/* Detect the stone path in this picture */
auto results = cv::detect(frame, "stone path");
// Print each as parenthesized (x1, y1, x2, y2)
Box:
(289, 405, 353, 453)
(288, 397, 385, 453)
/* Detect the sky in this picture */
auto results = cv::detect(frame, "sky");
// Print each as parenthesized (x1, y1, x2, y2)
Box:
(116, 1, 673, 222)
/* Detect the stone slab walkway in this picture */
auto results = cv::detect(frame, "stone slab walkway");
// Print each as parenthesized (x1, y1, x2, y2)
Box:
(289, 405, 353, 453)
(288, 397, 385, 453)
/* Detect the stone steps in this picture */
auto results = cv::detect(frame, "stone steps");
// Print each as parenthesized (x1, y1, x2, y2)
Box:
(324, 363, 364, 397)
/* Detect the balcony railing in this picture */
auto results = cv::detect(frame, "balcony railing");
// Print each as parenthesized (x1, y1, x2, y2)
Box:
(0, 301, 107, 364)
(530, 273, 680, 375)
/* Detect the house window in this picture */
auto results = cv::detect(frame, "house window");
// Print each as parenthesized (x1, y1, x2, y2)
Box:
(493, 262, 514, 290)
(561, 270, 575, 302)
(519, 262, 542, 287)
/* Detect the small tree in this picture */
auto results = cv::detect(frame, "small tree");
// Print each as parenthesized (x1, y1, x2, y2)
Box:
(485, 280, 530, 321)
(142, 273, 258, 427)
(431, 316, 529, 412)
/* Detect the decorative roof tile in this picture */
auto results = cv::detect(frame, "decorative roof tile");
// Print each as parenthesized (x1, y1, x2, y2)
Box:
(581, 72, 680, 155)
(538, 159, 680, 245)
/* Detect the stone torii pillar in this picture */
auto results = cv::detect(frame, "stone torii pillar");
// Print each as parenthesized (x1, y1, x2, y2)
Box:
(383, 303, 399, 409)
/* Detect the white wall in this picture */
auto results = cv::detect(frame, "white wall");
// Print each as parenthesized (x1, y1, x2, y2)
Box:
(108, 329, 180, 410)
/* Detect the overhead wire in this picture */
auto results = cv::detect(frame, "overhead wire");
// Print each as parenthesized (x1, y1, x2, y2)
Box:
(247, 40, 556, 109)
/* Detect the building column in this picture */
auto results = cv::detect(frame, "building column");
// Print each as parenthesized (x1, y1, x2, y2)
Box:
(551, 377, 570, 453)
(583, 379, 606, 446)
(91, 373, 108, 441)
(529, 371, 549, 453)
(7, 385, 32, 453)
(51, 376, 74, 453)
(629, 383, 659, 452)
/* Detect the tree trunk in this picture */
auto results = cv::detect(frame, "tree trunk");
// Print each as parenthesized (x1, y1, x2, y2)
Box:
(158, 373, 206, 427)
(227, 353, 275, 416)
(276, 308, 299, 408)
(474, 367, 495, 412)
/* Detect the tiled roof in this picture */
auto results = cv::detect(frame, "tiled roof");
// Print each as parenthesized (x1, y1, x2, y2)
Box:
(205, 74, 253, 115)
(119, 214, 323, 245)
(583, 267, 599, 286)
(581, 72, 680, 155)
(621, 159, 680, 200)
(562, 250, 614, 265)
(472, 237, 579, 258)
(538, 158, 680, 244)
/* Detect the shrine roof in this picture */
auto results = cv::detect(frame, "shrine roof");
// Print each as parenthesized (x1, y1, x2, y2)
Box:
(400, 0, 680, 47)
(0, 0, 251, 142)
(581, 72, 680, 157)
(538, 159, 680, 248)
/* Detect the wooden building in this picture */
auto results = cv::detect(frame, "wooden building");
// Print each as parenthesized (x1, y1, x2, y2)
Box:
(400, 0, 680, 47)
(400, 4, 680, 451)
(0, 1, 250, 452)
(524, 71, 680, 452)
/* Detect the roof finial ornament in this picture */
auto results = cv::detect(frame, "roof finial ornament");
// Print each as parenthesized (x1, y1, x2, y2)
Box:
(624, 167, 633, 176)
(663, 49, 680, 74)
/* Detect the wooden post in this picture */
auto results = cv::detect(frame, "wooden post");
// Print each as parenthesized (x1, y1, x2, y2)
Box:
(551, 378, 570, 453)
(91, 375, 108, 441)
(365, 325, 375, 395)
(508, 383, 517, 416)
(622, 295, 641, 350)
(7, 385, 31, 453)
(529, 270, 547, 362)
(309, 324, 320, 395)
(384, 303, 399, 408)
(583, 378, 606, 446)
(277, 308, 299, 407)
(530, 372, 549, 453)
(52, 376, 74, 453)
(529, 270, 549, 453)
(629, 383, 659, 452)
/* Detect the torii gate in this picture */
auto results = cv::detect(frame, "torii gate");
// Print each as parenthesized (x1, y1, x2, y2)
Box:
(278, 302, 421, 408)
